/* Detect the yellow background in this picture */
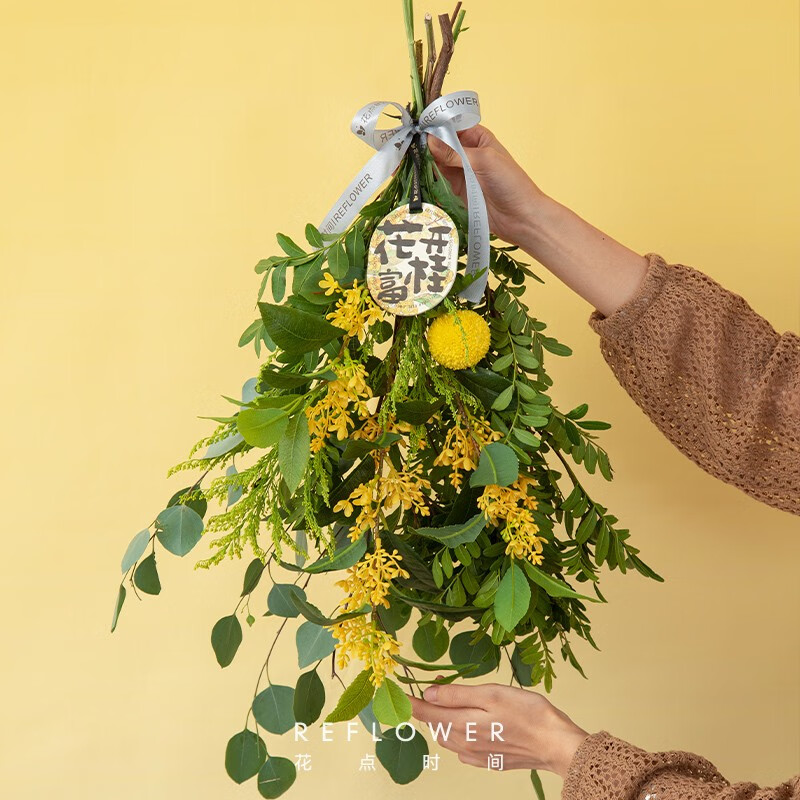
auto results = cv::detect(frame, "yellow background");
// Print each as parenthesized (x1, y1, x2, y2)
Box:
(1, 1, 798, 798)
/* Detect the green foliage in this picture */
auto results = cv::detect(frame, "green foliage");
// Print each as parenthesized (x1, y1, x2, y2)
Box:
(112, 7, 662, 796)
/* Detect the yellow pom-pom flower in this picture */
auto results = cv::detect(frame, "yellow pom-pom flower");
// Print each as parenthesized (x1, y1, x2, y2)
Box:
(426, 309, 491, 370)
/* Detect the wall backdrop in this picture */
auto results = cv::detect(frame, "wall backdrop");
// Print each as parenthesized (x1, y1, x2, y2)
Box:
(1, 1, 798, 798)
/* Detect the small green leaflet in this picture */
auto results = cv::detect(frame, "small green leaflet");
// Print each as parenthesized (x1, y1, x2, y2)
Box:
(324, 668, 374, 722)
(521, 561, 598, 602)
(412, 513, 485, 547)
(493, 561, 531, 631)
(278, 413, 310, 494)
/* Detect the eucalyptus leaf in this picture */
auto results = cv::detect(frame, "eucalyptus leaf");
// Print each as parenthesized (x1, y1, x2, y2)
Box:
(375, 726, 429, 785)
(133, 553, 161, 595)
(121, 529, 151, 573)
(257, 756, 296, 799)
(296, 621, 336, 668)
(225, 729, 267, 784)
(211, 614, 243, 668)
(293, 669, 325, 725)
(155, 505, 204, 557)
(253, 684, 296, 735)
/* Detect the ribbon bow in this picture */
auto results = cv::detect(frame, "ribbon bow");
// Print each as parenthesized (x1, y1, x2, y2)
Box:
(317, 90, 489, 304)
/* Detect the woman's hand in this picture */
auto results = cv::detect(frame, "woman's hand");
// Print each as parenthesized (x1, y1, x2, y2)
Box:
(427, 125, 545, 248)
(427, 124, 649, 318)
(405, 677, 589, 777)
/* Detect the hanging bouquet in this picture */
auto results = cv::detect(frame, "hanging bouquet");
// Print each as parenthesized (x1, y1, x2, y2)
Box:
(111, 2, 661, 796)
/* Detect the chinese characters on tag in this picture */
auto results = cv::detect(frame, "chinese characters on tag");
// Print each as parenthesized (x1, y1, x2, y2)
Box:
(367, 202, 459, 316)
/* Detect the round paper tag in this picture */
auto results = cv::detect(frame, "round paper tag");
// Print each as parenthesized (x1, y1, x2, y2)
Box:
(366, 202, 459, 316)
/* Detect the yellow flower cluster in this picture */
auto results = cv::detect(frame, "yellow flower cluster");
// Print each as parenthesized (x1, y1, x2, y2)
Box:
(333, 463, 432, 541)
(330, 614, 402, 688)
(331, 542, 410, 687)
(320, 272, 383, 342)
(477, 475, 547, 565)
(433, 414, 504, 488)
(305, 359, 372, 454)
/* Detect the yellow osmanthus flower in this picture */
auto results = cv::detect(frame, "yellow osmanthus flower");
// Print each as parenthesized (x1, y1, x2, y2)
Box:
(331, 542, 410, 687)
(305, 359, 372, 454)
(352, 413, 419, 443)
(321, 272, 384, 342)
(477, 475, 547, 565)
(433, 413, 503, 488)
(333, 463, 433, 541)
(427, 309, 491, 370)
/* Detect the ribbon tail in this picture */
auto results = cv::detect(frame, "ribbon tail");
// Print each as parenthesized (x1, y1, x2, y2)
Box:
(426, 123, 490, 304)
(318, 127, 413, 237)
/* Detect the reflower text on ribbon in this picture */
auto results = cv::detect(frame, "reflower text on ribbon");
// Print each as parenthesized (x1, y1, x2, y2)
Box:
(317, 90, 489, 304)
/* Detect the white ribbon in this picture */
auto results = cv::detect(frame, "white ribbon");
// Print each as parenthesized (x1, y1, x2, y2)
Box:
(318, 90, 489, 304)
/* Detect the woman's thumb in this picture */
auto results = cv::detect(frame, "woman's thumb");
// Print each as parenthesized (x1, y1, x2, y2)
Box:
(428, 135, 471, 170)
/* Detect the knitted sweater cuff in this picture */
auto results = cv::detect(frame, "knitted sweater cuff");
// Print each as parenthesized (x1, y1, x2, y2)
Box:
(588, 252, 672, 340)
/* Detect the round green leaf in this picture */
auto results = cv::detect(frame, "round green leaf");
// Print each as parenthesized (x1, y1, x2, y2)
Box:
(253, 685, 296, 735)
(296, 621, 336, 668)
(448, 630, 500, 678)
(121, 529, 150, 573)
(469, 442, 519, 488)
(167, 487, 208, 518)
(374, 600, 412, 636)
(412, 623, 449, 662)
(372, 677, 412, 726)
(155, 505, 204, 557)
(133, 553, 161, 595)
(493, 561, 531, 631)
(293, 669, 325, 725)
(257, 756, 296, 799)
(375, 725, 429, 784)
(211, 614, 243, 668)
(225, 729, 267, 784)
(267, 584, 307, 618)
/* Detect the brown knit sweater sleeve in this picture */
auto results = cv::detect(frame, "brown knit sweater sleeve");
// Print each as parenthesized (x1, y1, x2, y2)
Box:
(561, 731, 800, 800)
(588, 253, 800, 515)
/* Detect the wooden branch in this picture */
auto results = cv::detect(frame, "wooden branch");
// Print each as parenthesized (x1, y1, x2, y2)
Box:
(427, 12, 454, 103)
(423, 13, 437, 103)
(415, 37, 424, 88)
(450, 1, 462, 27)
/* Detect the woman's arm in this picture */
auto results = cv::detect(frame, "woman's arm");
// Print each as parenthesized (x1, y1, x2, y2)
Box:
(427, 126, 650, 317)
(407, 682, 800, 800)
(428, 127, 800, 515)
(564, 730, 800, 800)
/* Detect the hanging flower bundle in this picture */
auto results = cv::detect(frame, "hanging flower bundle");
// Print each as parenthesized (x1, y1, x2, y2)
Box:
(111, 2, 661, 796)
